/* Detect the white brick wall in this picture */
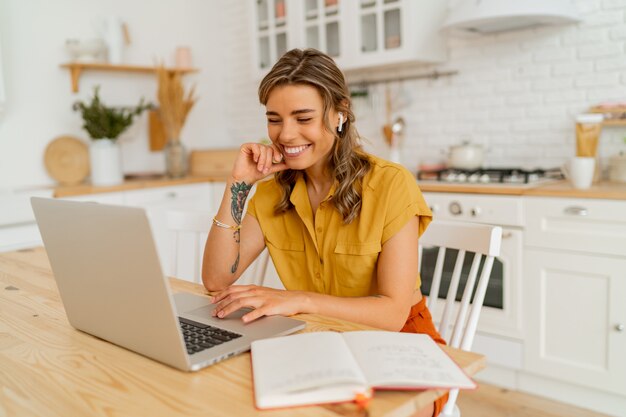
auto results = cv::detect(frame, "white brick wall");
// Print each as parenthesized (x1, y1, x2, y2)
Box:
(223, 0, 626, 173)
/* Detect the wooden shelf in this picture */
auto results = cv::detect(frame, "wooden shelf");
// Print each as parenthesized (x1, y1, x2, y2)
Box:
(60, 62, 198, 93)
(588, 106, 626, 127)
(602, 120, 626, 127)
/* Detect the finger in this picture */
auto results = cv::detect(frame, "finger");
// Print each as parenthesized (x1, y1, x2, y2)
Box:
(215, 296, 261, 319)
(210, 285, 257, 304)
(213, 290, 256, 313)
(242, 308, 266, 323)
(267, 162, 289, 175)
(250, 143, 261, 163)
(212, 287, 262, 315)
(270, 144, 284, 163)
(263, 148, 273, 174)
(257, 145, 267, 172)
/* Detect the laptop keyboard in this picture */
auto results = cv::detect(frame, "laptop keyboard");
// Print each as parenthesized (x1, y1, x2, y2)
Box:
(178, 317, 242, 355)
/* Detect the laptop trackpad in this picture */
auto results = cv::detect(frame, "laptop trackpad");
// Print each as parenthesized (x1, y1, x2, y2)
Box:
(187, 304, 249, 320)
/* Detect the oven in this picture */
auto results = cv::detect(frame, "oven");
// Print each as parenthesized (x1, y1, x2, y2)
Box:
(420, 192, 524, 340)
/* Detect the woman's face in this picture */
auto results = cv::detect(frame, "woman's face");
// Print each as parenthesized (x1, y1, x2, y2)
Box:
(265, 84, 338, 174)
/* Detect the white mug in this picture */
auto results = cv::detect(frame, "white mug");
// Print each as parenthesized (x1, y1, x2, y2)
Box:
(562, 157, 595, 189)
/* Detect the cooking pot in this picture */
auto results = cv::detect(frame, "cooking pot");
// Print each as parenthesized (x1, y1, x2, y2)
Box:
(447, 141, 485, 170)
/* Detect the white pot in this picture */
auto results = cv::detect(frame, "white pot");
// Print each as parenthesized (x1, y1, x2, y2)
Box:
(447, 141, 485, 170)
(89, 138, 123, 186)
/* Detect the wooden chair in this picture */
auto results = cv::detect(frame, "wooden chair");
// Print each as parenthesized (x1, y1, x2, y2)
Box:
(418, 220, 502, 417)
(166, 209, 272, 286)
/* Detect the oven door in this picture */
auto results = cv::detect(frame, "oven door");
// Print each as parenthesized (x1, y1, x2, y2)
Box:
(420, 227, 523, 340)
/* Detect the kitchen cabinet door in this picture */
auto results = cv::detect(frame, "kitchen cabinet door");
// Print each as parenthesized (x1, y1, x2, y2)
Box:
(524, 248, 626, 396)
(251, 0, 298, 77)
(249, 0, 447, 77)
(344, 0, 446, 70)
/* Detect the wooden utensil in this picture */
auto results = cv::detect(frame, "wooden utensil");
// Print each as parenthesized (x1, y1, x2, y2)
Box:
(148, 109, 167, 151)
(44, 135, 89, 185)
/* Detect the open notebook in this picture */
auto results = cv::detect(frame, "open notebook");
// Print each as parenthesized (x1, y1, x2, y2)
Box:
(251, 331, 476, 409)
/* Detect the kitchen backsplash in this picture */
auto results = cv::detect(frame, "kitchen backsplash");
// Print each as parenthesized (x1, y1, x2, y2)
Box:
(224, 0, 626, 173)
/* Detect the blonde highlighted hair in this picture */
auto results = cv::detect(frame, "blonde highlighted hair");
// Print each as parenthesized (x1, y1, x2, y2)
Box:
(258, 48, 371, 224)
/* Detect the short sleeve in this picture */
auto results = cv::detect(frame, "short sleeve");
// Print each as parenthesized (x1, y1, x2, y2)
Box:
(381, 168, 432, 243)
(246, 191, 258, 219)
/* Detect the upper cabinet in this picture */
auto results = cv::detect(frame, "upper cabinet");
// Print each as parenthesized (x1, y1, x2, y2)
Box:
(253, 0, 295, 73)
(250, 0, 448, 78)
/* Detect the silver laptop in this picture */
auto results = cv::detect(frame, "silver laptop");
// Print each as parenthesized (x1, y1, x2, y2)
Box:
(31, 197, 305, 371)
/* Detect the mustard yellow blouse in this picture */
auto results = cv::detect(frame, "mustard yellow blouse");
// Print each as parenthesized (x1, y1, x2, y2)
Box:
(246, 154, 432, 297)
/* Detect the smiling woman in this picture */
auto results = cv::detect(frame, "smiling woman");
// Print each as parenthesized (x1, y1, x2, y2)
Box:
(201, 48, 444, 417)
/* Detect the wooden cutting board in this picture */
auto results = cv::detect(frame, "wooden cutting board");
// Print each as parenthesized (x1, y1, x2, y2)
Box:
(189, 149, 239, 177)
(44, 135, 90, 185)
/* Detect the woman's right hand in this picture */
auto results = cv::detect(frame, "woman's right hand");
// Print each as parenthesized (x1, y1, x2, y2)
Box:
(231, 143, 288, 184)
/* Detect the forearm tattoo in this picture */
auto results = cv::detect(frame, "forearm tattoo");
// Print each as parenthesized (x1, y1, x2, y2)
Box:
(229, 181, 253, 273)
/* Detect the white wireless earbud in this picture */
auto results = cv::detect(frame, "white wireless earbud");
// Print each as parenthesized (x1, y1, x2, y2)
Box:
(338, 112, 345, 132)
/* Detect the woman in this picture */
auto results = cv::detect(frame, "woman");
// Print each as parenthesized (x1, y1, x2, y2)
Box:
(202, 48, 446, 417)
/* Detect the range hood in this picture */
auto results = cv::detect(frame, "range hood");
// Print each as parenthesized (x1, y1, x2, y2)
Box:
(442, 0, 581, 34)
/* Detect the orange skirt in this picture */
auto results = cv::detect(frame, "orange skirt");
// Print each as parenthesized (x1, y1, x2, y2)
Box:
(401, 297, 449, 417)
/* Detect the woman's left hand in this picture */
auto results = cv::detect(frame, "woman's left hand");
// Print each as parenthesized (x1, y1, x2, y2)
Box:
(210, 285, 306, 323)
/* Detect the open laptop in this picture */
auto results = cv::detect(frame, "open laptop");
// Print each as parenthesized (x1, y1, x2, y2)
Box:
(31, 197, 305, 371)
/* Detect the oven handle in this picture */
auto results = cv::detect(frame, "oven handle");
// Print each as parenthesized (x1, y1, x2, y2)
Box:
(563, 206, 588, 216)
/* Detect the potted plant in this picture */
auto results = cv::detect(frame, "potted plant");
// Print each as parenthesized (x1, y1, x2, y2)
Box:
(73, 86, 152, 186)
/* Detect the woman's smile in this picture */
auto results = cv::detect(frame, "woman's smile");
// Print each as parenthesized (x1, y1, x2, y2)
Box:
(282, 144, 312, 157)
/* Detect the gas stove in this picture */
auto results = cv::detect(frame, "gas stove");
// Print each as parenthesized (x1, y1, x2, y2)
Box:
(417, 167, 564, 186)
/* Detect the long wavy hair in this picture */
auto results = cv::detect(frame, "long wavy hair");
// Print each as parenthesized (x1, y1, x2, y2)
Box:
(258, 48, 371, 224)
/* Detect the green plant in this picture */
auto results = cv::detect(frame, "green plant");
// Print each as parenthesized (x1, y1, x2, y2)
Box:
(73, 86, 153, 140)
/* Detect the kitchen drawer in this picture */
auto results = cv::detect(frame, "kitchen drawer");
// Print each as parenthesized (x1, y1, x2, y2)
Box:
(124, 184, 212, 208)
(62, 191, 126, 205)
(523, 196, 626, 257)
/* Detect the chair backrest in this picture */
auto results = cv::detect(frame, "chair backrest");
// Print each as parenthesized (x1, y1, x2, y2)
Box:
(419, 220, 502, 352)
(419, 220, 502, 416)
(166, 209, 271, 285)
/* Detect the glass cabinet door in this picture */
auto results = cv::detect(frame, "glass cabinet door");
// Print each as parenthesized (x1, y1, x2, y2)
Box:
(255, 0, 290, 70)
(359, 0, 402, 54)
(304, 0, 341, 58)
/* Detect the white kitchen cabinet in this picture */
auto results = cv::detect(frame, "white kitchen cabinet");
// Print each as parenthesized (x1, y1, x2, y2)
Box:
(345, 0, 447, 70)
(523, 196, 626, 398)
(0, 188, 54, 252)
(124, 183, 216, 280)
(250, 0, 447, 77)
(524, 249, 626, 396)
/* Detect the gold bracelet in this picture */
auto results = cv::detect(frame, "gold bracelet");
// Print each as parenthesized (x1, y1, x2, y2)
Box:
(212, 216, 241, 231)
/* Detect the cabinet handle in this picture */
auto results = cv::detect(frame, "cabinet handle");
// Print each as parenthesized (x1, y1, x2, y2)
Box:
(502, 231, 513, 239)
(616, 324, 625, 332)
(563, 206, 588, 216)
(166, 192, 178, 199)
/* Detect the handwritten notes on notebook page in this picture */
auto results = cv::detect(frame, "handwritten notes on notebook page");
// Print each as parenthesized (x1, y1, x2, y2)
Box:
(251, 331, 475, 409)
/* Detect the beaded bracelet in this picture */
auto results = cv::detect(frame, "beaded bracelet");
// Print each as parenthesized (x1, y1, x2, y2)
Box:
(212, 216, 241, 231)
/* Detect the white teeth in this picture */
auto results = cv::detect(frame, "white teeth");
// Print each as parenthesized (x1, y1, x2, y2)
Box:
(284, 145, 309, 154)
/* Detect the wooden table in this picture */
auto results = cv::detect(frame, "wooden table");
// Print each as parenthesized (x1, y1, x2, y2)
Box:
(0, 248, 485, 417)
